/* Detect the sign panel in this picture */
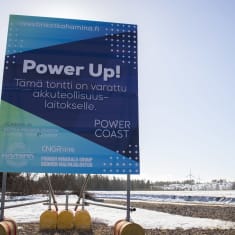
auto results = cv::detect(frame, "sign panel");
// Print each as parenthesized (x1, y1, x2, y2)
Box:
(0, 15, 139, 174)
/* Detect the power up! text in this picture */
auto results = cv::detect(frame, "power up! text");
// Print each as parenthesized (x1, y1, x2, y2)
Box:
(22, 59, 121, 81)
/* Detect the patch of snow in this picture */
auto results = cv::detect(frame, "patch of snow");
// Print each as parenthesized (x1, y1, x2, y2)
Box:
(2, 194, 235, 229)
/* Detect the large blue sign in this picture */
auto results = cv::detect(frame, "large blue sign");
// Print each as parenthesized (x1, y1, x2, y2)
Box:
(0, 15, 139, 174)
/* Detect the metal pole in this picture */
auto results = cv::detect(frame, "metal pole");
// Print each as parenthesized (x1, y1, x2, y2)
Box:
(1, 199, 48, 210)
(65, 192, 69, 210)
(45, 173, 58, 211)
(74, 174, 90, 211)
(48, 194, 52, 210)
(126, 174, 131, 221)
(85, 201, 136, 211)
(82, 192, 85, 210)
(0, 172, 7, 221)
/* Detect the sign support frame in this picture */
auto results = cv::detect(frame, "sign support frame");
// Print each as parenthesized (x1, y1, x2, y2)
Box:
(45, 173, 58, 211)
(126, 174, 131, 222)
(0, 172, 7, 221)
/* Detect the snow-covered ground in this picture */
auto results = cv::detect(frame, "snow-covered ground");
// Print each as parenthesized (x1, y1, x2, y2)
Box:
(2, 192, 235, 229)
(93, 190, 235, 204)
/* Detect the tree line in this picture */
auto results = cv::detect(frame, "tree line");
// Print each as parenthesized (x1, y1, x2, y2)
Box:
(0, 173, 152, 195)
(2, 173, 234, 195)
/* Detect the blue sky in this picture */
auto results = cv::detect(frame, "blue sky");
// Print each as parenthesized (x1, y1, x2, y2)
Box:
(1, 0, 235, 182)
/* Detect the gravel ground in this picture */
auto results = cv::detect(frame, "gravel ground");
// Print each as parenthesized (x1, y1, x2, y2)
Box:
(17, 223, 235, 235)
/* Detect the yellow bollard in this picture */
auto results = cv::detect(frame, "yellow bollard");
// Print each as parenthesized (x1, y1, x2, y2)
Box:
(119, 222, 145, 235)
(39, 210, 58, 230)
(113, 220, 126, 235)
(57, 210, 74, 230)
(113, 220, 145, 235)
(0, 219, 17, 235)
(0, 221, 10, 235)
(74, 209, 91, 230)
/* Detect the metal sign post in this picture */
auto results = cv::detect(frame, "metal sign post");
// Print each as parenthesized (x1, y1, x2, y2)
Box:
(126, 174, 131, 222)
(65, 192, 69, 211)
(0, 172, 7, 221)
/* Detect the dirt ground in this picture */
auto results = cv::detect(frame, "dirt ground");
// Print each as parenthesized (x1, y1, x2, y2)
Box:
(17, 222, 235, 235)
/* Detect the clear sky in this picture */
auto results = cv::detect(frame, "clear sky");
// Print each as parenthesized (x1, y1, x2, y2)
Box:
(1, 0, 235, 182)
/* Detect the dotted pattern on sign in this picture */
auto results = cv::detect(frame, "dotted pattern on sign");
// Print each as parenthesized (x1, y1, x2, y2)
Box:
(5, 55, 16, 71)
(102, 144, 139, 174)
(6, 22, 24, 55)
(116, 144, 139, 161)
(104, 23, 137, 70)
